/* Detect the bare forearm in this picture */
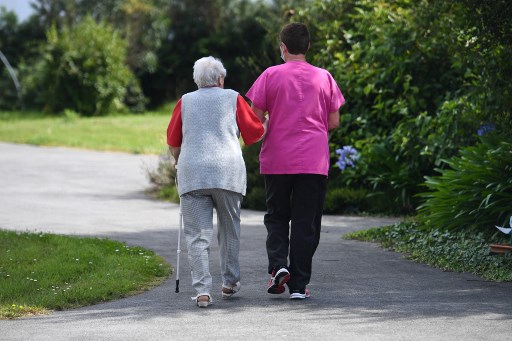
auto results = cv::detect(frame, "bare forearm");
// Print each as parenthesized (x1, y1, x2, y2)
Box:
(251, 104, 268, 141)
(328, 111, 340, 130)
(251, 104, 267, 123)
(169, 146, 181, 165)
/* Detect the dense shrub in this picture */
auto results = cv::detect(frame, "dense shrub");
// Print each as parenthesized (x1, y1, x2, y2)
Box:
(38, 16, 141, 115)
(287, 0, 512, 214)
(242, 0, 477, 214)
(323, 187, 367, 214)
(146, 151, 179, 202)
(298, 0, 470, 213)
(146, 0, 512, 218)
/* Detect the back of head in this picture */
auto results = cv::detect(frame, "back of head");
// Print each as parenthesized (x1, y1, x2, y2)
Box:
(193, 56, 227, 88)
(280, 23, 310, 55)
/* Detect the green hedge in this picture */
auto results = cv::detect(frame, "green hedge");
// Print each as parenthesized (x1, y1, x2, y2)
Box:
(37, 16, 139, 116)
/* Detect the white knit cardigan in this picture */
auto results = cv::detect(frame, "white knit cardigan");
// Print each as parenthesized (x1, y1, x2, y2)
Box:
(176, 87, 247, 196)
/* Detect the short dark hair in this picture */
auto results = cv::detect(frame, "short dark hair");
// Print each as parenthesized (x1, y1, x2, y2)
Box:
(280, 23, 310, 55)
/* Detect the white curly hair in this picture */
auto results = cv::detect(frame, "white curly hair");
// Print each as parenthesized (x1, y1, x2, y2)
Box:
(193, 56, 227, 88)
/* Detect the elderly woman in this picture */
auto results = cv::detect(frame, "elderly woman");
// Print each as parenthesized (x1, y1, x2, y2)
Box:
(167, 56, 266, 307)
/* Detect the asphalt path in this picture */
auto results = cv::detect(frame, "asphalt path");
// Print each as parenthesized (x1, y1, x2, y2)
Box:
(0, 142, 511, 340)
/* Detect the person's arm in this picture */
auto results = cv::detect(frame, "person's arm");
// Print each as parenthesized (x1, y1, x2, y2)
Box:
(169, 146, 181, 165)
(328, 110, 340, 130)
(251, 104, 268, 141)
(251, 104, 267, 123)
(237, 95, 266, 145)
(167, 99, 183, 166)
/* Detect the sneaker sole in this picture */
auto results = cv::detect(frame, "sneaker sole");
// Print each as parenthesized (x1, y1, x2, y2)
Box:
(289, 292, 309, 299)
(267, 273, 290, 294)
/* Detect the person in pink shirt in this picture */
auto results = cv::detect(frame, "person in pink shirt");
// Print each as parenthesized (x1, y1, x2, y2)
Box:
(246, 22, 345, 300)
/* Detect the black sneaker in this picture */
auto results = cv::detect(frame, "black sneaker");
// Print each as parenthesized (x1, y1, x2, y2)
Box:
(289, 288, 310, 300)
(267, 267, 290, 294)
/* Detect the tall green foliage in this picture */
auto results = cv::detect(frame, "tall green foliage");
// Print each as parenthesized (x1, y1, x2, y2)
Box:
(39, 16, 134, 115)
(151, 0, 276, 104)
(445, 0, 512, 130)
(413, 0, 512, 230)
(292, 0, 511, 213)
(417, 135, 512, 233)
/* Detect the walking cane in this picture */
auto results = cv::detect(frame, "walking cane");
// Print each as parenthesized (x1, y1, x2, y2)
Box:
(175, 173, 182, 293)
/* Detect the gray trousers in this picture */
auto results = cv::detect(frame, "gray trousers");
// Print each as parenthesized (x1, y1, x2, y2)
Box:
(180, 188, 242, 296)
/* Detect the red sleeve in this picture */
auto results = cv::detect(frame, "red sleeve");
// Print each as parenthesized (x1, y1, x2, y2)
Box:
(236, 95, 265, 146)
(167, 99, 183, 147)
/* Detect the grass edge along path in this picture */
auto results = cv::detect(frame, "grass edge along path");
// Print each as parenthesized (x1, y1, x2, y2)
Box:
(344, 221, 512, 282)
(0, 229, 172, 319)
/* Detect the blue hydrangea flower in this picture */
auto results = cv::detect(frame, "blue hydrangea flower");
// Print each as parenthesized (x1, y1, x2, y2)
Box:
(335, 145, 360, 171)
(477, 123, 495, 136)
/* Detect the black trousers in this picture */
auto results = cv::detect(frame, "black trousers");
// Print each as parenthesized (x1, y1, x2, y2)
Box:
(264, 174, 327, 291)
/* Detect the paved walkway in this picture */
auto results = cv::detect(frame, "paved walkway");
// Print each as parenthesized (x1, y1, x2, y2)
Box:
(0, 142, 511, 340)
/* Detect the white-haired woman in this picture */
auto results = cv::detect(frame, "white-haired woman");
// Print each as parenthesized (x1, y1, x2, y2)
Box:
(167, 56, 266, 307)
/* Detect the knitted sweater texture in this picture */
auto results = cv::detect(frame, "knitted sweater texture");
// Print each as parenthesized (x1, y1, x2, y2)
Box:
(177, 87, 247, 196)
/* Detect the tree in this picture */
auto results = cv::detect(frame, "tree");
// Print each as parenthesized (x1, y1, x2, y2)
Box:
(38, 16, 134, 115)
(149, 0, 280, 105)
(28, 0, 168, 109)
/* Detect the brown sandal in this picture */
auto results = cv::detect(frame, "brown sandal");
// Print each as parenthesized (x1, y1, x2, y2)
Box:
(194, 294, 212, 308)
(221, 282, 241, 299)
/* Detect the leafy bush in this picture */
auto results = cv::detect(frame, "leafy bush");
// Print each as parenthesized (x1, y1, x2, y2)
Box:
(291, 0, 511, 214)
(417, 134, 512, 233)
(345, 221, 512, 281)
(145, 0, 512, 218)
(324, 187, 367, 214)
(146, 151, 178, 202)
(244, 187, 267, 212)
(38, 16, 140, 115)
(146, 143, 268, 210)
(293, 0, 459, 214)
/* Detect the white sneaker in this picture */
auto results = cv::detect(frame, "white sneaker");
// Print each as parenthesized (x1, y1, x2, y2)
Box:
(289, 288, 310, 300)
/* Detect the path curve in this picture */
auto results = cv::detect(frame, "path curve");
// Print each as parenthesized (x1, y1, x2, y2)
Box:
(0, 142, 511, 340)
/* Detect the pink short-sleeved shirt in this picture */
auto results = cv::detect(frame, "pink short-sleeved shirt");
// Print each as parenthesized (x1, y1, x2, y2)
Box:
(246, 61, 345, 175)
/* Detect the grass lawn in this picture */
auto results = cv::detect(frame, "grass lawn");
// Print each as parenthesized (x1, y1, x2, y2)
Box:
(0, 108, 174, 154)
(0, 110, 175, 318)
(0, 229, 171, 319)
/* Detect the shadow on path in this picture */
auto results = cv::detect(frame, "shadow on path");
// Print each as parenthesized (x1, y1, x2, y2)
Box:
(1, 142, 511, 340)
